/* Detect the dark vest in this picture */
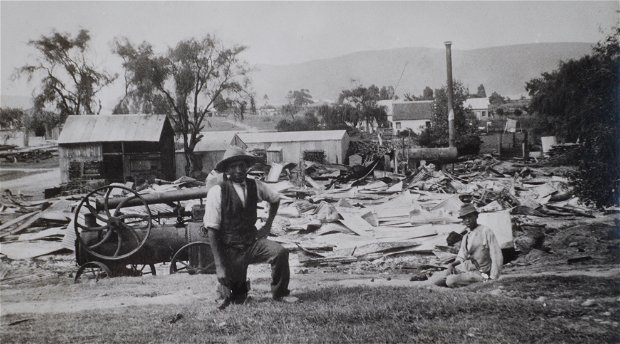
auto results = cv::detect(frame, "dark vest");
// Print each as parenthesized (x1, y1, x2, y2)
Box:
(219, 178, 258, 246)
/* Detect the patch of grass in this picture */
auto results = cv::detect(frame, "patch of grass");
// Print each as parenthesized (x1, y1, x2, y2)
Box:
(471, 275, 620, 300)
(203, 117, 244, 131)
(2, 276, 618, 343)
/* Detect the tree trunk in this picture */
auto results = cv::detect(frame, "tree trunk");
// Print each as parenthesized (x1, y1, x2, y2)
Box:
(183, 150, 193, 177)
(23, 129, 29, 147)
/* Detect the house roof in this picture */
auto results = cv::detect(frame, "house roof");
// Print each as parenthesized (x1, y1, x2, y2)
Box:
(192, 131, 245, 152)
(238, 130, 347, 144)
(392, 101, 433, 121)
(58, 114, 169, 144)
(464, 97, 490, 110)
(376, 100, 394, 115)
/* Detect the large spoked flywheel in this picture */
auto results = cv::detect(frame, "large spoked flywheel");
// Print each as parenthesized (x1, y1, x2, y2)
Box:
(74, 185, 152, 261)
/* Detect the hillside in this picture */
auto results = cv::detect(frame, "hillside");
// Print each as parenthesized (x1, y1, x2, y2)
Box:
(251, 42, 593, 104)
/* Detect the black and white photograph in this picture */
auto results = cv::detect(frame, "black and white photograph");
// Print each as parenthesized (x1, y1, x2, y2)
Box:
(1, 1, 618, 342)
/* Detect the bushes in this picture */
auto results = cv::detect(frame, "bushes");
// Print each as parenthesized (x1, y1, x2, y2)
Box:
(416, 81, 482, 155)
(526, 28, 619, 207)
(275, 112, 320, 131)
(455, 135, 482, 155)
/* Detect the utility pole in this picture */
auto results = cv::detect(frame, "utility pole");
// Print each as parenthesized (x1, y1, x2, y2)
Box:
(445, 41, 455, 148)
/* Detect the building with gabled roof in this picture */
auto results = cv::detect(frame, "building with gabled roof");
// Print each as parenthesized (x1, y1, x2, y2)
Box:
(385, 100, 434, 134)
(174, 131, 247, 177)
(238, 130, 349, 164)
(58, 114, 175, 184)
(464, 97, 491, 120)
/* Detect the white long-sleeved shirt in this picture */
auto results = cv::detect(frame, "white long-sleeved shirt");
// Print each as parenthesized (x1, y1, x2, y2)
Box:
(203, 179, 280, 230)
(456, 225, 503, 280)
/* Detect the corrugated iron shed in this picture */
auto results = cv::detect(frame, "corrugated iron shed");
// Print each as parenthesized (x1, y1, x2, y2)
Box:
(392, 101, 433, 121)
(189, 131, 246, 152)
(239, 130, 347, 144)
(58, 114, 168, 144)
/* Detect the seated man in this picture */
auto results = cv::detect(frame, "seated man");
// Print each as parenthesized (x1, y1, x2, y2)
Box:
(203, 146, 291, 310)
(433, 203, 503, 288)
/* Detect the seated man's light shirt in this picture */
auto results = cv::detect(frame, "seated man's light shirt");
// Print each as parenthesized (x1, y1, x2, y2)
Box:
(456, 225, 503, 279)
(203, 180, 280, 230)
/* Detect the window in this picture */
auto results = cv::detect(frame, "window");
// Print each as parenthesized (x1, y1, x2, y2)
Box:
(395, 122, 402, 129)
(481, 111, 487, 117)
(425, 121, 431, 128)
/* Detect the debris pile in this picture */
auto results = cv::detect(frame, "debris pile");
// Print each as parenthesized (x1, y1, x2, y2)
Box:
(0, 144, 57, 163)
(254, 155, 613, 274)
(1, 153, 617, 282)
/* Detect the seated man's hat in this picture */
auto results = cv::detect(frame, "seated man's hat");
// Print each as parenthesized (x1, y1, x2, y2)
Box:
(215, 146, 258, 172)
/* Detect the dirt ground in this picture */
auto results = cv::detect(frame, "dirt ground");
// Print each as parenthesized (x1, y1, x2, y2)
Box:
(0, 156, 60, 199)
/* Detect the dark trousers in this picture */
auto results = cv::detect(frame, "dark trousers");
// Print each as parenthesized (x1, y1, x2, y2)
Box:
(220, 238, 290, 299)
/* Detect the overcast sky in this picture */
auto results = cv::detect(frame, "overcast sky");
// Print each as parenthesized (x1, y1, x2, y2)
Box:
(1, 1, 618, 107)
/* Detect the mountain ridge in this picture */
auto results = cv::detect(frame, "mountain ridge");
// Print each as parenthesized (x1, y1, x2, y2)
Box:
(251, 42, 594, 104)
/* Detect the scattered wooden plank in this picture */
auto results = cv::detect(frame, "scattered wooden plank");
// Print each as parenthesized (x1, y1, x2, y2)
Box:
(0, 211, 44, 239)
(336, 207, 373, 236)
(18, 227, 65, 241)
(305, 176, 325, 190)
(0, 240, 65, 259)
(0, 211, 40, 234)
(266, 163, 284, 182)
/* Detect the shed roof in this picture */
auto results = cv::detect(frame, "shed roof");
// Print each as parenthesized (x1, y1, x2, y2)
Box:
(392, 101, 433, 121)
(464, 97, 490, 110)
(238, 130, 347, 144)
(192, 131, 245, 152)
(58, 114, 169, 144)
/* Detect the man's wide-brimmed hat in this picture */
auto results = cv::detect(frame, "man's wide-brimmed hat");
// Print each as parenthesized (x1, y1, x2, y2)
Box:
(458, 203, 479, 218)
(215, 146, 258, 172)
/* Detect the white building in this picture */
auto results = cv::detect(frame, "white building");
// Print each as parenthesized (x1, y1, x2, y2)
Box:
(238, 130, 349, 164)
(383, 100, 434, 134)
(464, 97, 491, 120)
(175, 131, 246, 178)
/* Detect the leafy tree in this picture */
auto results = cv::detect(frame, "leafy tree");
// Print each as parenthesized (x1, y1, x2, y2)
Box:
(113, 35, 251, 175)
(213, 94, 228, 113)
(0, 107, 63, 143)
(25, 110, 64, 137)
(338, 85, 388, 131)
(526, 27, 619, 207)
(379, 86, 395, 100)
(0, 107, 24, 130)
(489, 91, 506, 106)
(476, 84, 487, 98)
(287, 89, 313, 107)
(421, 86, 434, 100)
(282, 89, 313, 119)
(276, 112, 320, 131)
(316, 105, 352, 131)
(249, 95, 256, 114)
(404, 86, 433, 101)
(418, 81, 480, 154)
(17, 29, 116, 117)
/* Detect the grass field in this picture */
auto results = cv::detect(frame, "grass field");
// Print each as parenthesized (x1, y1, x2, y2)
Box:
(2, 274, 617, 343)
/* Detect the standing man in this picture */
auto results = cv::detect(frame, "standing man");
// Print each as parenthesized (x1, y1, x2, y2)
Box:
(203, 146, 291, 310)
(432, 203, 503, 287)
